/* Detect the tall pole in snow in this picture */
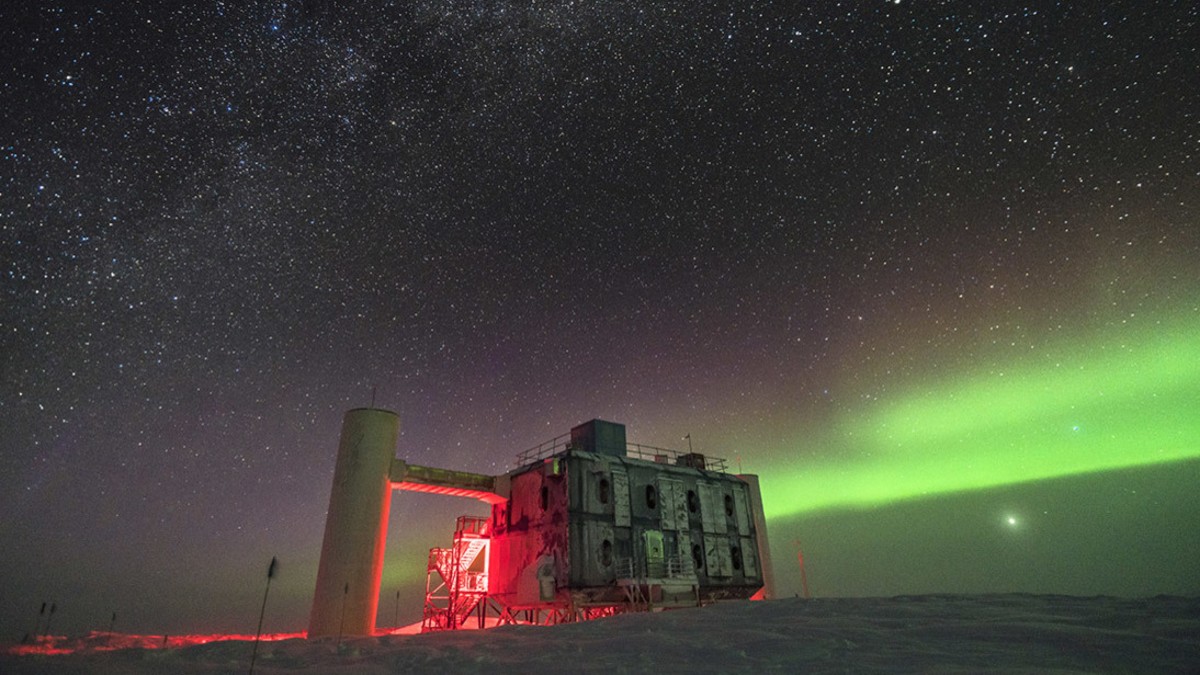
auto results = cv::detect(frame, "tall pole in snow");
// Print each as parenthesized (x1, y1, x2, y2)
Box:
(794, 540, 811, 599)
(42, 602, 57, 641)
(32, 601, 46, 642)
(336, 582, 349, 648)
(249, 556, 277, 675)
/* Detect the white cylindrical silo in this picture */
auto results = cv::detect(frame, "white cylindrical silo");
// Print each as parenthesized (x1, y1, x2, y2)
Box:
(308, 408, 398, 638)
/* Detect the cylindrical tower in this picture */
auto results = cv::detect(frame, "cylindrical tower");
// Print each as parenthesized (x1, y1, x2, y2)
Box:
(308, 408, 398, 638)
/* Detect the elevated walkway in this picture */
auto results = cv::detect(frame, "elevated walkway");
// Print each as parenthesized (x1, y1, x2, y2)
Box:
(390, 460, 506, 504)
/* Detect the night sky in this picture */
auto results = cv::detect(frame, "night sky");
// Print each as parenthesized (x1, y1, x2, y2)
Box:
(3, 1, 1198, 639)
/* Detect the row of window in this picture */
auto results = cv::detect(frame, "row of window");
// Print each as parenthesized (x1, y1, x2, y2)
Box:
(597, 477, 735, 519)
(597, 538, 745, 574)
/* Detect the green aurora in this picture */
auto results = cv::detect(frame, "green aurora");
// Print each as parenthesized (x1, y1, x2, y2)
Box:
(759, 314, 1200, 519)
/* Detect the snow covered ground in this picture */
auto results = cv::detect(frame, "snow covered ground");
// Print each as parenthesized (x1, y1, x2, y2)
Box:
(4, 594, 1198, 673)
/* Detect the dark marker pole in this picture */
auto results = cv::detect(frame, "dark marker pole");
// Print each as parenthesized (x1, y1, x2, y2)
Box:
(336, 582, 349, 649)
(43, 603, 57, 641)
(33, 601, 47, 641)
(249, 556, 277, 675)
(394, 589, 400, 629)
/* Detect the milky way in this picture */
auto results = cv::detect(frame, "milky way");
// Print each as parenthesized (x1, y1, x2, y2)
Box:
(2, 2, 1198, 637)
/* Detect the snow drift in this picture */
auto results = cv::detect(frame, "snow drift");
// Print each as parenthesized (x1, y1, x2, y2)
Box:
(4, 594, 1198, 673)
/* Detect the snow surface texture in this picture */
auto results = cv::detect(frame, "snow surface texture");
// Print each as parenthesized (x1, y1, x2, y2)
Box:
(4, 594, 1199, 674)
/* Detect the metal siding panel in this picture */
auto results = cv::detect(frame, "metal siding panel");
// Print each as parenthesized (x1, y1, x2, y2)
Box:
(716, 537, 733, 577)
(658, 478, 680, 530)
(703, 533, 723, 575)
(613, 469, 631, 527)
(698, 483, 719, 533)
(586, 520, 616, 584)
(580, 458, 608, 515)
(733, 483, 752, 534)
(568, 513, 583, 585)
(740, 536, 759, 579)
(708, 485, 728, 534)
(678, 530, 692, 573)
(675, 482, 690, 532)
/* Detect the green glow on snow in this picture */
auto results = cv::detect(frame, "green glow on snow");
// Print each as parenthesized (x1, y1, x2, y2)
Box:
(759, 315, 1200, 519)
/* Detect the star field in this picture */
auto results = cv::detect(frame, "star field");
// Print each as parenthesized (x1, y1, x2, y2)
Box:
(2, 1, 1198, 637)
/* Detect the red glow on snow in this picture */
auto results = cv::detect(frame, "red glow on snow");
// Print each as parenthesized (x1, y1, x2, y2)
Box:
(392, 481, 506, 504)
(6, 631, 306, 656)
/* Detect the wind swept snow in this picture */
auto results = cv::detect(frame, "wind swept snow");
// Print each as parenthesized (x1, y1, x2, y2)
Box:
(4, 594, 1198, 673)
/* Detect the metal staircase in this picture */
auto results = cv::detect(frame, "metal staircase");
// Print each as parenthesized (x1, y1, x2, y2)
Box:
(422, 516, 491, 631)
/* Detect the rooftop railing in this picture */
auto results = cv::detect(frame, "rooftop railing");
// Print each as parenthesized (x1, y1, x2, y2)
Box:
(512, 435, 728, 473)
(513, 433, 572, 467)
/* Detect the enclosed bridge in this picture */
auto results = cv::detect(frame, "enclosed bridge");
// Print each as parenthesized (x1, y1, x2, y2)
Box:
(308, 408, 775, 637)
